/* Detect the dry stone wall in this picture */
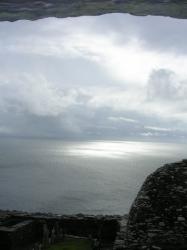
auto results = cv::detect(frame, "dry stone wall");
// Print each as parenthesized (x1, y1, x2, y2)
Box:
(124, 160, 187, 250)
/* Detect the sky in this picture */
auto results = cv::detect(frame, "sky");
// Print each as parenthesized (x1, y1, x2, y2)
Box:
(0, 14, 187, 141)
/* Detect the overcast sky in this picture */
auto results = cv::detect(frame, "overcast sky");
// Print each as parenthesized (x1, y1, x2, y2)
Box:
(0, 14, 187, 141)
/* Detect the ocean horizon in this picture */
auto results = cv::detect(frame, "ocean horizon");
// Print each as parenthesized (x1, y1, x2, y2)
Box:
(0, 138, 186, 215)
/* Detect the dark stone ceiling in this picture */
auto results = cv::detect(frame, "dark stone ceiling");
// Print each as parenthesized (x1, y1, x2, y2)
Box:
(0, 0, 187, 21)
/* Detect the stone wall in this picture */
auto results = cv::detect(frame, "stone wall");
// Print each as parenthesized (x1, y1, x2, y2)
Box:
(124, 160, 187, 250)
(0, 211, 120, 249)
(0, 218, 37, 250)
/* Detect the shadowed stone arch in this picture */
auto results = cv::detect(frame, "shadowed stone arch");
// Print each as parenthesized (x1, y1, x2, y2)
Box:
(0, 0, 187, 22)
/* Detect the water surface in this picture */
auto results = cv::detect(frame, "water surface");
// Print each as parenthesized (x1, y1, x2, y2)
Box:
(0, 138, 186, 214)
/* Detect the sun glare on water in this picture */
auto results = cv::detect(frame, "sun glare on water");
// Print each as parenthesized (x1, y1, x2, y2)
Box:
(63, 141, 180, 159)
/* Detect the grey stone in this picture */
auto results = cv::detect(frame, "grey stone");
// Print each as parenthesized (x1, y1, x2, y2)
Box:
(124, 160, 187, 250)
(0, 0, 187, 22)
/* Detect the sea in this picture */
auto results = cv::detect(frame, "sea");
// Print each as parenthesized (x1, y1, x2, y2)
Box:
(0, 138, 186, 215)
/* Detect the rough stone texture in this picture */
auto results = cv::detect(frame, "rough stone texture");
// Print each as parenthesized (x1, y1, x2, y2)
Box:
(0, 0, 187, 21)
(113, 215, 128, 249)
(124, 159, 187, 250)
(0, 218, 36, 250)
(0, 211, 120, 249)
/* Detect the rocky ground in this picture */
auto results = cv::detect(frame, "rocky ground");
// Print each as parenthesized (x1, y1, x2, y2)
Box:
(0, 0, 187, 21)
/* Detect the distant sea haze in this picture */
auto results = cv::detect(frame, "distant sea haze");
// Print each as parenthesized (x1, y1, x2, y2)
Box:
(0, 138, 186, 215)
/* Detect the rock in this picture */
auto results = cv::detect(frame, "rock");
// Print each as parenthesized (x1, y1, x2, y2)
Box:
(0, 0, 187, 21)
(177, 217, 186, 222)
(124, 160, 187, 250)
(113, 216, 128, 250)
(158, 222, 165, 227)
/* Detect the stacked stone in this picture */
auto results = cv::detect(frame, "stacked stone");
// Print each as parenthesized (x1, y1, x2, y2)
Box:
(113, 215, 128, 250)
(124, 159, 187, 250)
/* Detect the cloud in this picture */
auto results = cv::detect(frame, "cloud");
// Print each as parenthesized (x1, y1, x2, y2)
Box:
(147, 69, 182, 100)
(144, 126, 175, 132)
(108, 116, 139, 123)
(0, 73, 79, 116)
(0, 14, 187, 140)
(0, 126, 13, 135)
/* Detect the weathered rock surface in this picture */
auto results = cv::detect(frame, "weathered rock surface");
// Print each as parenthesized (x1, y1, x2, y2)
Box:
(114, 215, 128, 249)
(124, 159, 187, 250)
(0, 0, 187, 21)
